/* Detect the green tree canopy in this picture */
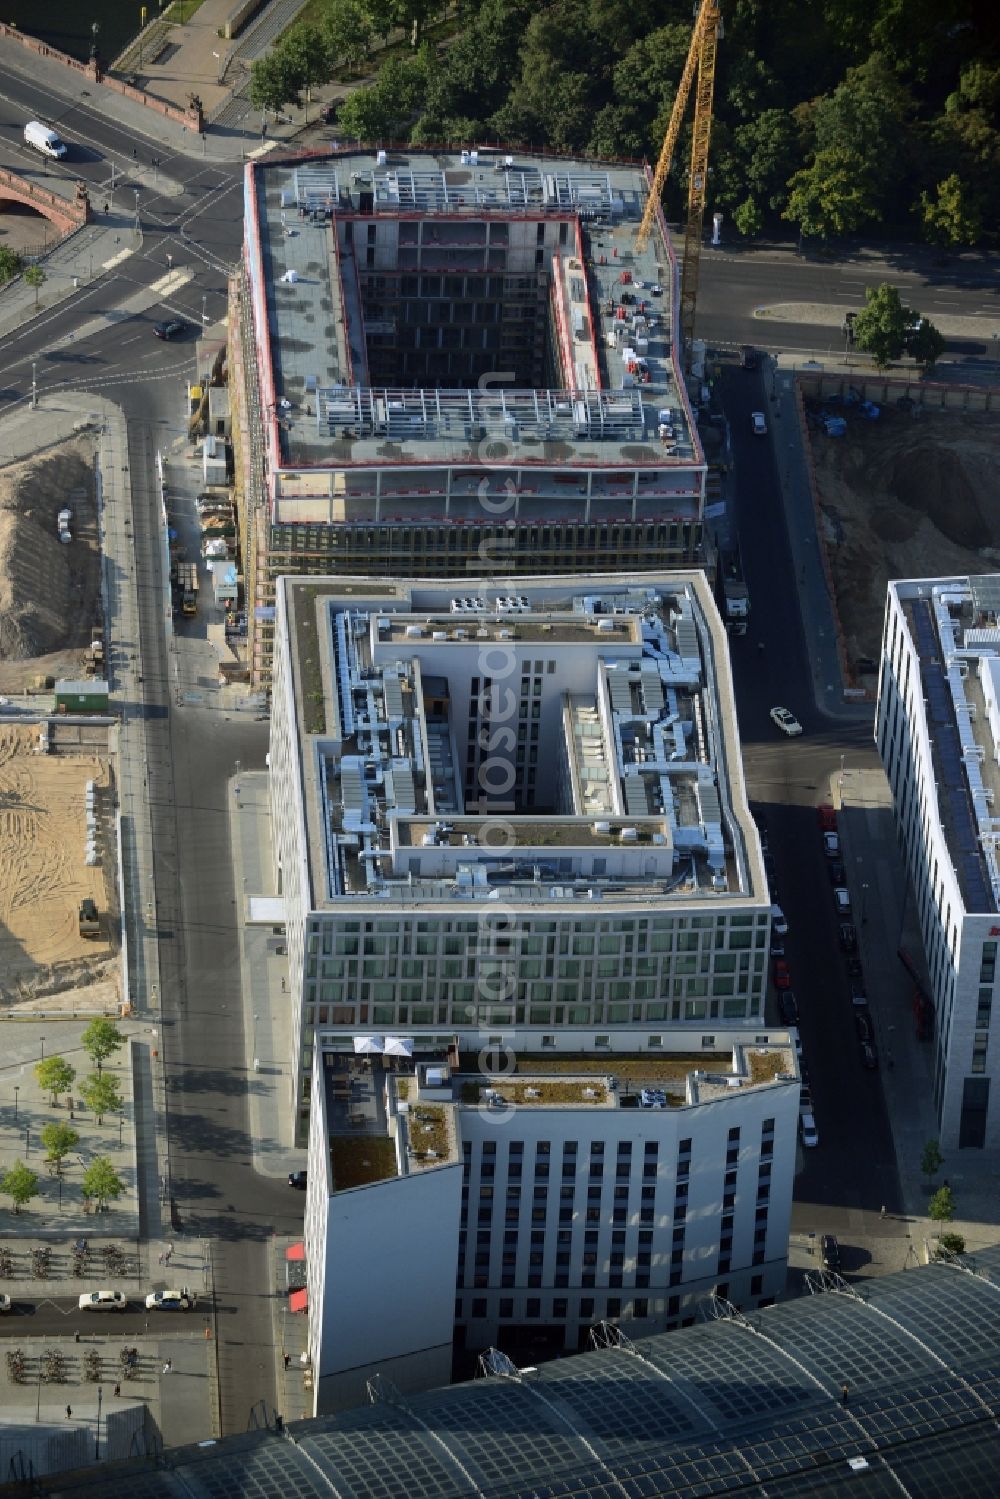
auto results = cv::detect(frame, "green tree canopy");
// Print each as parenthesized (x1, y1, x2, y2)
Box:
(81, 1156, 125, 1213)
(80, 1018, 125, 1073)
(34, 1056, 76, 1106)
(906, 317, 945, 367)
(921, 1138, 944, 1182)
(919, 173, 981, 248)
(784, 145, 879, 239)
(41, 1122, 80, 1175)
(321, 0, 375, 72)
(23, 264, 45, 310)
(248, 51, 301, 116)
(0, 246, 23, 283)
(1, 1161, 39, 1214)
(281, 23, 332, 99)
(849, 282, 911, 366)
(81, 1072, 123, 1125)
(928, 1184, 955, 1222)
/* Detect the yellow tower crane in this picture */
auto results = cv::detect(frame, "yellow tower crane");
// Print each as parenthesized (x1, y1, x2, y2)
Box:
(635, 0, 721, 352)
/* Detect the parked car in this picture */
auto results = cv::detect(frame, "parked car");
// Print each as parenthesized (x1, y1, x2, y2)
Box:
(145, 1288, 197, 1311)
(153, 319, 185, 340)
(0, 1294, 10, 1313)
(739, 345, 758, 370)
(839, 923, 858, 953)
(770, 706, 803, 736)
(851, 982, 868, 1009)
(287, 1170, 308, 1189)
(834, 887, 852, 915)
(855, 1011, 874, 1044)
(771, 904, 788, 936)
(827, 857, 846, 885)
(799, 1087, 813, 1114)
(640, 1088, 667, 1109)
(799, 1113, 819, 1148)
(751, 410, 768, 436)
(821, 1234, 841, 1270)
(859, 1041, 879, 1070)
(846, 956, 863, 979)
(823, 832, 841, 858)
(817, 803, 837, 832)
(773, 959, 792, 990)
(778, 990, 799, 1024)
(79, 1290, 127, 1312)
(769, 934, 785, 958)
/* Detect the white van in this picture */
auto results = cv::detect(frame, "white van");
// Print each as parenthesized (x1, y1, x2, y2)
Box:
(24, 121, 67, 159)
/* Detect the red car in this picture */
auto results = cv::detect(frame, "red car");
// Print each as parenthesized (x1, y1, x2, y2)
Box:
(773, 959, 792, 989)
(817, 803, 837, 832)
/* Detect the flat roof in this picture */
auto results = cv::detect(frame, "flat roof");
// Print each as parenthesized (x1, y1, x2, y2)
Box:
(281, 572, 768, 912)
(247, 148, 704, 484)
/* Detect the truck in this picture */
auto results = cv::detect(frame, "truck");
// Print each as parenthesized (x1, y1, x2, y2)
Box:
(177, 562, 199, 617)
(716, 547, 750, 634)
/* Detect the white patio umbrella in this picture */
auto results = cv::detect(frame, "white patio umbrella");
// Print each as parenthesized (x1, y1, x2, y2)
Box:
(383, 1036, 414, 1058)
(353, 1035, 384, 1054)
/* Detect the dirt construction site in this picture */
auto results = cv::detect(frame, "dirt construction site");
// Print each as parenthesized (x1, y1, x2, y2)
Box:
(805, 400, 1000, 668)
(0, 724, 119, 1012)
(0, 430, 120, 1013)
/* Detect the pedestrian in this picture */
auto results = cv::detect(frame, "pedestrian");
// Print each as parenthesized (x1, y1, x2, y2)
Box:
(103, 201, 109, 215)
(162, 1359, 172, 1374)
(841, 1383, 849, 1405)
(283, 1352, 291, 1369)
(880, 1204, 887, 1220)
(113, 1382, 121, 1397)
(166, 252, 173, 269)
(132, 147, 137, 160)
(65, 1404, 73, 1419)
(74, 1330, 80, 1344)
(165, 1245, 173, 1263)
(158, 1251, 164, 1265)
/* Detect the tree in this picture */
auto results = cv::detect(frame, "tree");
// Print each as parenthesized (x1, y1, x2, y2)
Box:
(906, 318, 946, 368)
(80, 1018, 125, 1073)
(851, 282, 912, 368)
(783, 146, 879, 240)
(24, 264, 45, 310)
(921, 1138, 944, 1186)
(248, 51, 301, 118)
(41, 1122, 80, 1175)
(81, 1156, 124, 1214)
(34, 1056, 76, 1107)
(81, 1072, 123, 1125)
(733, 197, 764, 238)
(935, 1231, 966, 1256)
(280, 23, 332, 101)
(919, 174, 981, 249)
(928, 1184, 955, 1222)
(321, 0, 374, 72)
(0, 246, 23, 284)
(1, 1162, 39, 1215)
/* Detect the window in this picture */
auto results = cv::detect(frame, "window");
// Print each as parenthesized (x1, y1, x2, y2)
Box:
(580, 1297, 594, 1319)
(751, 1274, 763, 1296)
(472, 1298, 487, 1317)
(499, 1299, 513, 1318)
(553, 1298, 568, 1318)
(526, 1298, 541, 1318)
(607, 1298, 621, 1318)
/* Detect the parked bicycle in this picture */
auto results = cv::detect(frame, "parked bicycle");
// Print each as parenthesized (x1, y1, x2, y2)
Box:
(84, 1351, 102, 1382)
(0, 1247, 14, 1277)
(5, 1349, 26, 1383)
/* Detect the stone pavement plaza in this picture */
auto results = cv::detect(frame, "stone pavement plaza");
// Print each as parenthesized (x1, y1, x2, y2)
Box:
(0, 1019, 140, 1237)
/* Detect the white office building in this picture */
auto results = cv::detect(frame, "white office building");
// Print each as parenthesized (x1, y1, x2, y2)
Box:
(877, 574, 1000, 1149)
(269, 572, 772, 1137)
(301, 1030, 799, 1413)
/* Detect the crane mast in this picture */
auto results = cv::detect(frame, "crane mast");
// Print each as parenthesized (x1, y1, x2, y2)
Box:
(635, 0, 721, 352)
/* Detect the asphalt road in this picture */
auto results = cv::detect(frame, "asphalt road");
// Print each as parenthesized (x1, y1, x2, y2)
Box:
(698, 238, 1000, 366)
(720, 365, 902, 1243)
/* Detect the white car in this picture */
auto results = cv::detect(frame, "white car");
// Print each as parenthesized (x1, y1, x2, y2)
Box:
(823, 832, 840, 858)
(771, 904, 788, 936)
(800, 1113, 819, 1148)
(834, 887, 852, 915)
(79, 1289, 127, 1312)
(145, 1288, 197, 1311)
(751, 411, 768, 436)
(770, 706, 803, 737)
(0, 1293, 10, 1313)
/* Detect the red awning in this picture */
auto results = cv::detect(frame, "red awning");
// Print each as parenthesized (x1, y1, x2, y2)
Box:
(285, 1243, 305, 1262)
(289, 1288, 308, 1313)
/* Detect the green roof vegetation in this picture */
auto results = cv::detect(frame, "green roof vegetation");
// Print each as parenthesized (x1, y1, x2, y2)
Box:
(330, 1134, 397, 1190)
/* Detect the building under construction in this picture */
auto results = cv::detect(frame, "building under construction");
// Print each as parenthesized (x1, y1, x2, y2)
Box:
(230, 148, 707, 687)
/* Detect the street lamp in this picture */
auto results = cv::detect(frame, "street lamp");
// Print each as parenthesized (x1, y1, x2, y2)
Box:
(95, 1385, 103, 1460)
(13, 1086, 19, 1120)
(40, 1036, 45, 1061)
(24, 1127, 30, 1158)
(31, 361, 37, 410)
(118, 1110, 125, 1147)
(90, 20, 100, 60)
(202, 293, 208, 325)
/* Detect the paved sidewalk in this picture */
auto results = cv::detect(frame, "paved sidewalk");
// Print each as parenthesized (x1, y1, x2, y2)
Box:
(230, 770, 303, 1179)
(836, 764, 1000, 1258)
